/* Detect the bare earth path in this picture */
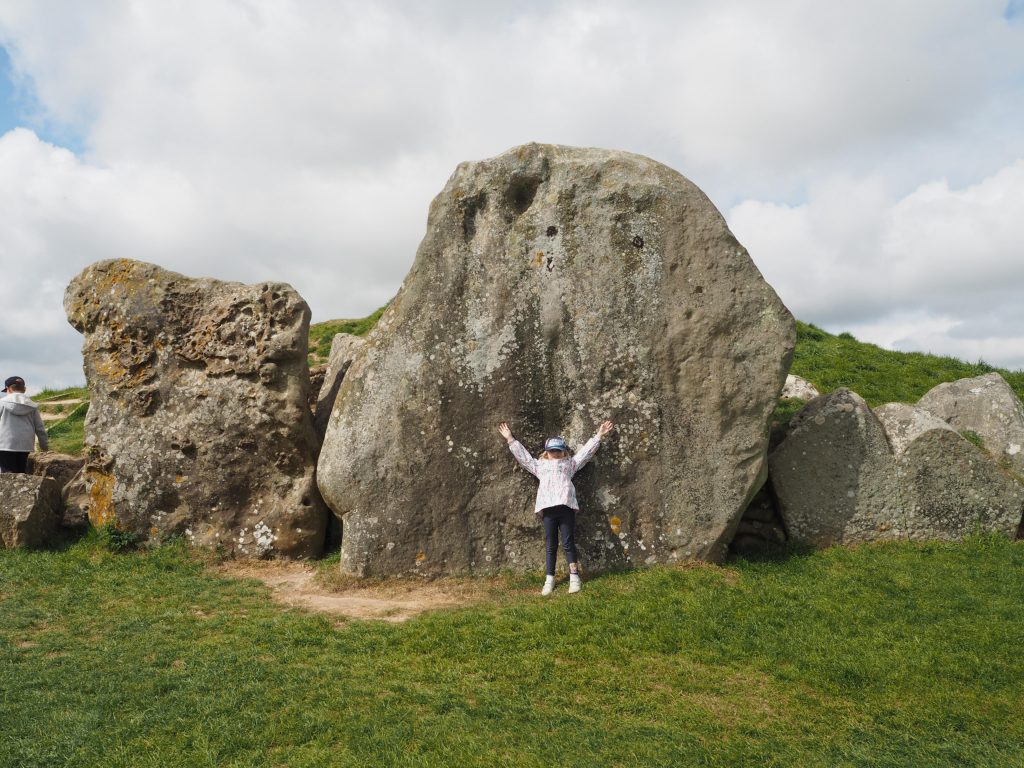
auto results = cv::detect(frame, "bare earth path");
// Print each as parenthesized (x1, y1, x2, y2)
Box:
(213, 560, 495, 623)
(38, 398, 86, 422)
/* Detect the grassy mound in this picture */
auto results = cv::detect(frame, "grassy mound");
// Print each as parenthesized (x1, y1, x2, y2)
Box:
(790, 321, 1024, 407)
(2, 535, 1022, 766)
(308, 305, 388, 366)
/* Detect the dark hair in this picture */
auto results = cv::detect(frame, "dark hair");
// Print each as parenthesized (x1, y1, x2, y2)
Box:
(4, 376, 26, 391)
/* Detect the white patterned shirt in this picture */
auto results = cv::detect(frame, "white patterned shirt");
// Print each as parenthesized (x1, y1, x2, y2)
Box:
(508, 434, 603, 513)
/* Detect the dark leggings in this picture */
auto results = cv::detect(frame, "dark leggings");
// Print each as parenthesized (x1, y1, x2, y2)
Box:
(0, 451, 28, 473)
(542, 505, 578, 576)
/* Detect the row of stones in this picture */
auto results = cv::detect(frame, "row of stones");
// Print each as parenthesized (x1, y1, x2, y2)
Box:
(734, 372, 1024, 553)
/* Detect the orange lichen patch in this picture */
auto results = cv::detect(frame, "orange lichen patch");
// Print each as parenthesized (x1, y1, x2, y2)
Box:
(87, 470, 116, 526)
(94, 353, 154, 388)
(609, 516, 622, 535)
(530, 251, 545, 268)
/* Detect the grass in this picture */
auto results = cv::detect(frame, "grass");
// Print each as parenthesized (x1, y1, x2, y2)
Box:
(790, 321, 1024, 407)
(1, 534, 1022, 766)
(45, 402, 88, 455)
(34, 385, 89, 403)
(308, 305, 388, 365)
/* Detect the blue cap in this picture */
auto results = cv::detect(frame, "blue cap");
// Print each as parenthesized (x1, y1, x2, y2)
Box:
(544, 437, 569, 452)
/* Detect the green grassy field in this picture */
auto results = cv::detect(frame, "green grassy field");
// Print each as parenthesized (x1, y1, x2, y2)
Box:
(1, 534, 1021, 767)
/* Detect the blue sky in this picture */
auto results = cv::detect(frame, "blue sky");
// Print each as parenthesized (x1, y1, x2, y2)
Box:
(0, 1, 1023, 388)
(0, 43, 83, 153)
(0, 46, 22, 134)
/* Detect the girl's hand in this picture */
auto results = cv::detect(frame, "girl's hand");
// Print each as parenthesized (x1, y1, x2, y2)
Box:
(597, 420, 614, 438)
(497, 422, 514, 441)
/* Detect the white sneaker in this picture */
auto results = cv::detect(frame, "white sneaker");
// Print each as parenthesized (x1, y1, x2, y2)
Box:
(568, 573, 582, 594)
(541, 576, 555, 596)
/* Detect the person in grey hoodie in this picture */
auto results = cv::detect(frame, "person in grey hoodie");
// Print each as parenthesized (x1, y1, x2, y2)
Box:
(0, 376, 48, 473)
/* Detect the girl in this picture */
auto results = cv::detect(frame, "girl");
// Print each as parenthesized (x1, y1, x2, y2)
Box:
(497, 419, 614, 595)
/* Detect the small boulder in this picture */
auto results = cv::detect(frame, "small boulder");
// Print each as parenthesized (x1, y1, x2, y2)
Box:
(26, 451, 88, 529)
(313, 333, 365, 439)
(27, 451, 84, 490)
(782, 374, 820, 401)
(917, 372, 1024, 477)
(875, 403, 1023, 540)
(0, 474, 62, 548)
(769, 389, 901, 547)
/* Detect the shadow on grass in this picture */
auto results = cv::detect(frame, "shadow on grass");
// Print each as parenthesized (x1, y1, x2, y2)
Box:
(726, 539, 817, 565)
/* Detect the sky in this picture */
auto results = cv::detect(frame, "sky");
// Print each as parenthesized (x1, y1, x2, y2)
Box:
(0, 0, 1022, 389)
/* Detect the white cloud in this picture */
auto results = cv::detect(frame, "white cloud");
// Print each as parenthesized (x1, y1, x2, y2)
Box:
(0, 0, 1022, 386)
(729, 159, 1024, 369)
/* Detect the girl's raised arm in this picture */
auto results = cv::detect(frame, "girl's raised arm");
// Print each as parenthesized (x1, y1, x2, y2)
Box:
(571, 420, 614, 475)
(498, 422, 539, 477)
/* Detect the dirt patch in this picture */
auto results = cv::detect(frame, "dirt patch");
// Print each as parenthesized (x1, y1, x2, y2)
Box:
(213, 560, 495, 622)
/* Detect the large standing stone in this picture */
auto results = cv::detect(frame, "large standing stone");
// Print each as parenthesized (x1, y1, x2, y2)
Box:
(770, 389, 902, 547)
(875, 403, 1023, 540)
(917, 373, 1024, 477)
(65, 259, 329, 558)
(318, 143, 795, 576)
(314, 333, 365, 439)
(0, 474, 62, 548)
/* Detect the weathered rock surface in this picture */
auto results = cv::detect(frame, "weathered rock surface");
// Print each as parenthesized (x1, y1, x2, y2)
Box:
(27, 451, 88, 528)
(875, 403, 1023, 540)
(27, 451, 84, 491)
(308, 365, 327, 412)
(917, 373, 1024, 477)
(0, 474, 62, 548)
(770, 387, 1024, 548)
(782, 374, 820, 401)
(769, 389, 902, 547)
(314, 333, 365, 439)
(65, 259, 329, 557)
(318, 143, 795, 576)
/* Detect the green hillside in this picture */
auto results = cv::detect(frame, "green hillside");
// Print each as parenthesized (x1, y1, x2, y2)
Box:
(791, 321, 1024, 406)
(308, 305, 387, 365)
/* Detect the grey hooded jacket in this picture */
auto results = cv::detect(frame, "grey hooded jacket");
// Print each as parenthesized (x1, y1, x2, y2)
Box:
(0, 392, 48, 452)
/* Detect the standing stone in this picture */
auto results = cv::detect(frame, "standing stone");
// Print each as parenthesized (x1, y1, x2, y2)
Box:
(318, 143, 795, 576)
(314, 333, 365, 439)
(875, 403, 1023, 540)
(65, 259, 328, 558)
(917, 373, 1024, 477)
(769, 389, 902, 547)
(0, 475, 62, 548)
